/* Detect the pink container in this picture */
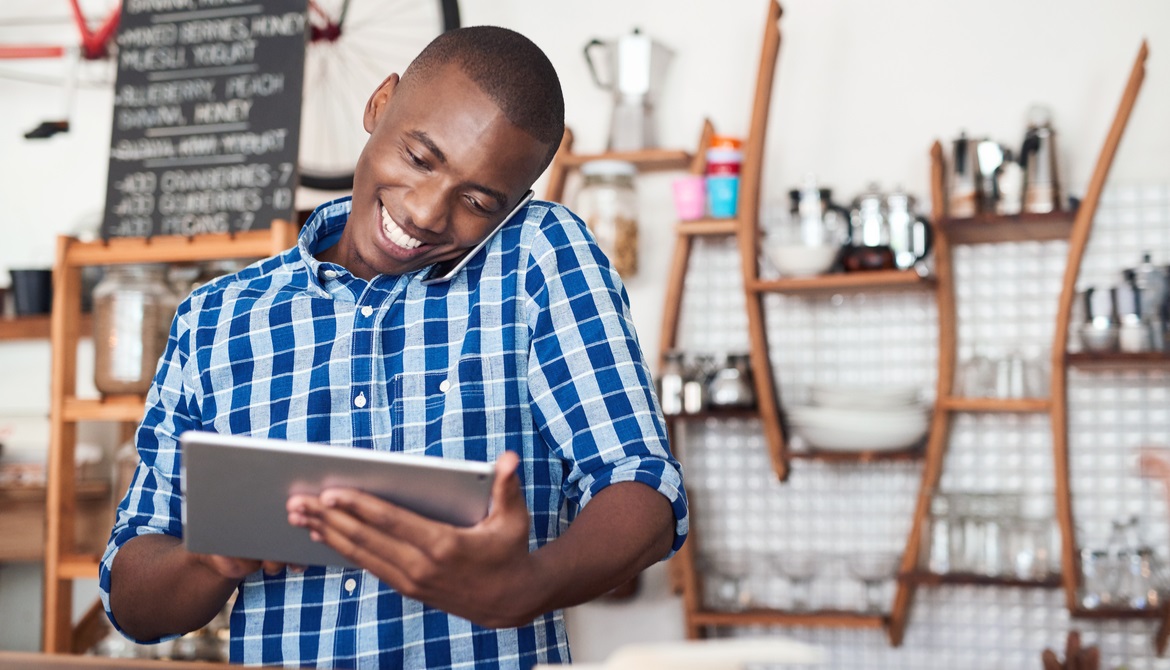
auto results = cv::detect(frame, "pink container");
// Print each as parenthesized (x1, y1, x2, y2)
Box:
(672, 175, 707, 221)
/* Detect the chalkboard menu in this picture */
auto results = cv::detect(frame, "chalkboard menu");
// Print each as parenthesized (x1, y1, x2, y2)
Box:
(101, 0, 308, 239)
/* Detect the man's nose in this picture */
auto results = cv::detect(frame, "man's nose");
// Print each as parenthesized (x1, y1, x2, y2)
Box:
(401, 185, 450, 235)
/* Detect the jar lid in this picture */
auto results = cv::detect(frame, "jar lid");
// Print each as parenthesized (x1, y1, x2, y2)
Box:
(580, 159, 637, 178)
(710, 135, 743, 150)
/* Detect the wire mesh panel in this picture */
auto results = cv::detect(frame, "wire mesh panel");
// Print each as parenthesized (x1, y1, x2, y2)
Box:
(671, 183, 1170, 669)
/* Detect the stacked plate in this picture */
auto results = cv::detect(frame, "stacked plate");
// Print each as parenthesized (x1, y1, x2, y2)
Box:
(787, 385, 930, 453)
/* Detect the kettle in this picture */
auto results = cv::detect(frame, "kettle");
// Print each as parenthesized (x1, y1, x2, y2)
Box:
(786, 174, 851, 247)
(584, 29, 673, 152)
(885, 188, 933, 271)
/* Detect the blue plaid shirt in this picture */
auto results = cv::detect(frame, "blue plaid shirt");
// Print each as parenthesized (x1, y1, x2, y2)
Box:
(99, 197, 688, 668)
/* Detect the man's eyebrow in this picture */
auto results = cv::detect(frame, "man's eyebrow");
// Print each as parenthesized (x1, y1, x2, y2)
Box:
(407, 130, 447, 164)
(407, 129, 509, 210)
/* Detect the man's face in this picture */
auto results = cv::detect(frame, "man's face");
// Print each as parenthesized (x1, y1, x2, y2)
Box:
(341, 63, 550, 280)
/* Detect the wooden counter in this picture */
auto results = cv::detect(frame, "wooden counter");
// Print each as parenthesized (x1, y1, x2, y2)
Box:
(0, 652, 228, 668)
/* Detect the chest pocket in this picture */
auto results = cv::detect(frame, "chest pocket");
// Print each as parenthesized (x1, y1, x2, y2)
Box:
(390, 355, 507, 462)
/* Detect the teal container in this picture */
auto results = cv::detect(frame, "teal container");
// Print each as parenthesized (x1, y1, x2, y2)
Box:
(707, 175, 739, 218)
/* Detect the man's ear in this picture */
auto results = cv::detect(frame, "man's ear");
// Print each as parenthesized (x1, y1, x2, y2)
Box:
(363, 73, 400, 134)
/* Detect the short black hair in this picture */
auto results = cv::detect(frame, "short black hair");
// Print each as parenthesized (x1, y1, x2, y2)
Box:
(402, 25, 565, 172)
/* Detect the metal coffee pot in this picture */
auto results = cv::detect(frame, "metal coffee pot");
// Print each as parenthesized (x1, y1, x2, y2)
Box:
(843, 184, 895, 272)
(584, 28, 673, 152)
(1020, 105, 1062, 214)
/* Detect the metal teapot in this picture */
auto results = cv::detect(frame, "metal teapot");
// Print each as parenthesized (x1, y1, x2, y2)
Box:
(584, 28, 673, 151)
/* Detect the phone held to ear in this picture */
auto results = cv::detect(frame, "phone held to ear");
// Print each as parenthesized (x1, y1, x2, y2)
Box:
(420, 190, 535, 286)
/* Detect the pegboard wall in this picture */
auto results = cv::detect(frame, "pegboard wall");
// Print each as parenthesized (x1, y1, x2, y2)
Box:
(672, 183, 1170, 669)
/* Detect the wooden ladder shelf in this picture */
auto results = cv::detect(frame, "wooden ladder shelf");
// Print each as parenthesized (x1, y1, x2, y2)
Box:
(43, 222, 298, 653)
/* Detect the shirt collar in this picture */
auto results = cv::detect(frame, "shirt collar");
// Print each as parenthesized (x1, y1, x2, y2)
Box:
(297, 195, 353, 289)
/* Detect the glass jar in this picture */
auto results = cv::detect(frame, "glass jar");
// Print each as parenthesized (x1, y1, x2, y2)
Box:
(707, 353, 756, 409)
(93, 264, 173, 395)
(575, 159, 639, 277)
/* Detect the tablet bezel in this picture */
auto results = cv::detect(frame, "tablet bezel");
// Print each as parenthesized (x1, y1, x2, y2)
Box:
(179, 431, 496, 568)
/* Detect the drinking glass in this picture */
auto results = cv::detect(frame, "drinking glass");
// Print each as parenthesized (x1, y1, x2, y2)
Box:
(698, 553, 752, 612)
(846, 551, 901, 613)
(774, 551, 820, 612)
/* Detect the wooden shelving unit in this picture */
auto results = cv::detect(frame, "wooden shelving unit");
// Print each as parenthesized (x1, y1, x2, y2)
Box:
(689, 608, 886, 630)
(0, 315, 91, 341)
(900, 571, 1063, 589)
(888, 41, 1150, 647)
(1066, 351, 1170, 367)
(43, 222, 298, 654)
(751, 268, 933, 295)
(939, 211, 1076, 245)
(937, 396, 1052, 413)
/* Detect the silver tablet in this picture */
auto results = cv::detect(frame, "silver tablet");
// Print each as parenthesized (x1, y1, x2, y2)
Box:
(179, 431, 496, 569)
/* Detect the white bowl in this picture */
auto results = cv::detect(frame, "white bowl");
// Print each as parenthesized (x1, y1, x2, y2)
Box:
(787, 404, 930, 452)
(763, 243, 839, 277)
(808, 384, 922, 409)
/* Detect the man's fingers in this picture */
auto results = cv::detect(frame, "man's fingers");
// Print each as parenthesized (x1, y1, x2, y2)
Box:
(488, 450, 524, 520)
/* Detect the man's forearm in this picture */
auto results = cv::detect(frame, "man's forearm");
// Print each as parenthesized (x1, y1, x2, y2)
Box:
(109, 534, 240, 641)
(521, 481, 675, 621)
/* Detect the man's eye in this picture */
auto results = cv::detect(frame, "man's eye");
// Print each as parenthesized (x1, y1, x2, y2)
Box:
(405, 149, 427, 168)
(465, 196, 490, 214)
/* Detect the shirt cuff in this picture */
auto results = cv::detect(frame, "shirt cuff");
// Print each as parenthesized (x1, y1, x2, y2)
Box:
(578, 457, 689, 558)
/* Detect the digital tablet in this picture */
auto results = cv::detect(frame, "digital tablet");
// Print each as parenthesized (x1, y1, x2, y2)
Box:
(179, 431, 496, 569)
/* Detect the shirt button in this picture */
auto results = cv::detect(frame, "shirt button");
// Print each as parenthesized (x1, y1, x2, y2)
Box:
(324, 269, 339, 278)
(360, 305, 373, 317)
(344, 578, 357, 594)
(353, 392, 367, 408)
(439, 379, 451, 393)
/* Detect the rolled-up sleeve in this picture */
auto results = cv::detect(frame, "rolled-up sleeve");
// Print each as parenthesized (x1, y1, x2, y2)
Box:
(98, 302, 202, 638)
(524, 206, 688, 555)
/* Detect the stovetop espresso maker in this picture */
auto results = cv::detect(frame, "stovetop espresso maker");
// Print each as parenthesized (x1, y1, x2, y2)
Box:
(584, 28, 673, 152)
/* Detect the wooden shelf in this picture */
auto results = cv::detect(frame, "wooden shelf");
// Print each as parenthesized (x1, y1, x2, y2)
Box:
(751, 269, 933, 294)
(62, 226, 290, 266)
(939, 210, 1076, 245)
(62, 396, 147, 423)
(1066, 351, 1170, 368)
(555, 148, 693, 172)
(938, 396, 1051, 413)
(690, 608, 886, 630)
(900, 571, 1063, 589)
(676, 219, 739, 236)
(56, 556, 100, 580)
(0, 314, 92, 341)
(1070, 605, 1164, 620)
(0, 481, 112, 563)
(791, 445, 925, 464)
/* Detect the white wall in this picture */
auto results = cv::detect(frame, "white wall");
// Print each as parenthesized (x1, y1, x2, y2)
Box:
(2, 0, 1169, 662)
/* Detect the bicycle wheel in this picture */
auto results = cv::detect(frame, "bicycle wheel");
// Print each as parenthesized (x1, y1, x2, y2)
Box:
(299, 0, 459, 191)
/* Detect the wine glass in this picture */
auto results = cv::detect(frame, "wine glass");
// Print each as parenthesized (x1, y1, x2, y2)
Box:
(698, 553, 752, 612)
(774, 551, 820, 612)
(846, 551, 901, 613)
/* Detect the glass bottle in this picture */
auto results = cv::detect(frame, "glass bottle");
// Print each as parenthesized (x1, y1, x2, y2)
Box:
(926, 493, 951, 574)
(93, 264, 173, 395)
(575, 159, 639, 277)
(657, 350, 685, 416)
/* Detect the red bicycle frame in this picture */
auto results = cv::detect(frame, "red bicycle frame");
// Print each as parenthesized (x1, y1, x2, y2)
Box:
(0, 0, 121, 61)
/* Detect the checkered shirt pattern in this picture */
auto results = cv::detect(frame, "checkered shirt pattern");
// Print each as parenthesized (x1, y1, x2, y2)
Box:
(98, 197, 688, 668)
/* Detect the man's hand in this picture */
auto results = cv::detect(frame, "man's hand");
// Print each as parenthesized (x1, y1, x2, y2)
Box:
(287, 450, 538, 628)
(192, 553, 304, 580)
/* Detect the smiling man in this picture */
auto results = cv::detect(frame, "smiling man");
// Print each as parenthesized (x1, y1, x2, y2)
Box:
(99, 25, 687, 669)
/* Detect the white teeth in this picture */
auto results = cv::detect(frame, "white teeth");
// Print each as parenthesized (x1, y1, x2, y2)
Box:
(380, 205, 422, 250)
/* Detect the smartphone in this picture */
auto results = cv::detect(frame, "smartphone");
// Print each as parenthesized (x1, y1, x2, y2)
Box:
(419, 190, 534, 286)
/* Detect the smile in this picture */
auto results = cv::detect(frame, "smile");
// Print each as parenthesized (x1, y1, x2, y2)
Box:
(381, 205, 423, 250)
